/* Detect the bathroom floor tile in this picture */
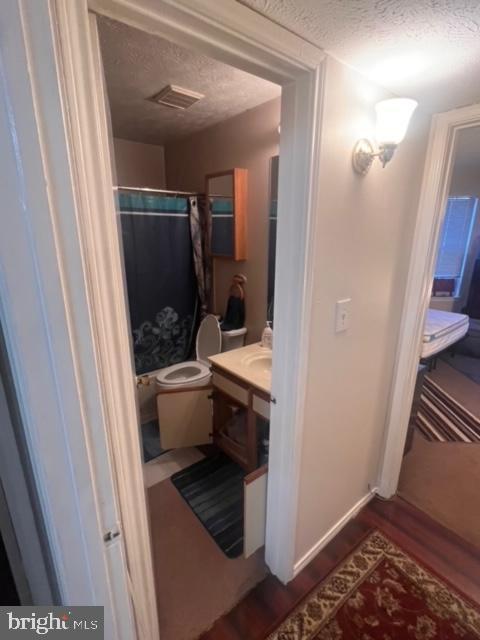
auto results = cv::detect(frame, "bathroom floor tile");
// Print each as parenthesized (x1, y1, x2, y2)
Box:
(143, 447, 205, 488)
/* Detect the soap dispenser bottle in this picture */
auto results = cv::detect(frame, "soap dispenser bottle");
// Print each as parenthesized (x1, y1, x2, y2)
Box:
(261, 321, 273, 349)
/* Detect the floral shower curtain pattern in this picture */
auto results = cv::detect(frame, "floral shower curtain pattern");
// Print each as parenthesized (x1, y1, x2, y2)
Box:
(189, 194, 213, 317)
(118, 190, 198, 375)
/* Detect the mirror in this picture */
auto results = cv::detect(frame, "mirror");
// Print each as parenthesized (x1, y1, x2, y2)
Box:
(267, 156, 279, 321)
(206, 169, 247, 260)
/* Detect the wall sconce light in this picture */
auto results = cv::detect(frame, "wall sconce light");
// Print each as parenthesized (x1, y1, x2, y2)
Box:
(352, 98, 418, 175)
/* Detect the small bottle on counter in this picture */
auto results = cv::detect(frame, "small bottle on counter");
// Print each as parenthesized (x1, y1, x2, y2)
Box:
(261, 321, 273, 349)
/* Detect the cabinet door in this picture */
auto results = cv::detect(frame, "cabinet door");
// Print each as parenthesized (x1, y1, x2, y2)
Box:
(212, 389, 250, 468)
(207, 168, 247, 261)
(244, 466, 268, 558)
(157, 387, 212, 449)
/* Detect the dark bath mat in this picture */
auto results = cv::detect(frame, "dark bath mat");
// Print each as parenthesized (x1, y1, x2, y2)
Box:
(171, 453, 245, 558)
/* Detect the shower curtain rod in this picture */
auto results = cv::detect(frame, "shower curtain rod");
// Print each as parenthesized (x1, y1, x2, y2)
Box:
(115, 185, 199, 196)
(115, 186, 234, 199)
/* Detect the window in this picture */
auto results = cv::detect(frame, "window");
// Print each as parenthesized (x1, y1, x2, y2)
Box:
(434, 196, 478, 297)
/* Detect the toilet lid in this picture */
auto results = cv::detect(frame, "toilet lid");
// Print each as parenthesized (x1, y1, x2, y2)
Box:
(196, 314, 222, 364)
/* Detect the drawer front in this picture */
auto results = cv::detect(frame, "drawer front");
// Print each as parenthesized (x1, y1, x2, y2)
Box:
(212, 372, 248, 406)
(243, 466, 268, 558)
(252, 394, 270, 420)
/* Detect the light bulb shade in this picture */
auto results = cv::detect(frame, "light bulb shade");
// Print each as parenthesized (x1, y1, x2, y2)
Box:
(374, 98, 418, 145)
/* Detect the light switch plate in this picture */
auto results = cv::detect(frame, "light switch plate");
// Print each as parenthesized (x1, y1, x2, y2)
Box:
(335, 298, 351, 333)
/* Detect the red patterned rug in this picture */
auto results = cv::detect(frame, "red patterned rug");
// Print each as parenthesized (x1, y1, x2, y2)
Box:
(268, 531, 480, 639)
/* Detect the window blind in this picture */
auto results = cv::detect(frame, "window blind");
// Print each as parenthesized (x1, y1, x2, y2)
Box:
(435, 197, 477, 280)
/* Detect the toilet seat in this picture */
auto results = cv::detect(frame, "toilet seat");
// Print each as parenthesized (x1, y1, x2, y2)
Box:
(155, 360, 211, 388)
(155, 314, 222, 389)
(196, 314, 222, 364)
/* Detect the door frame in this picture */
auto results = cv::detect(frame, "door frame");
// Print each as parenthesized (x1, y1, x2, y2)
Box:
(50, 0, 324, 632)
(4, 0, 326, 636)
(377, 102, 480, 498)
(61, 0, 326, 586)
(0, 1, 135, 636)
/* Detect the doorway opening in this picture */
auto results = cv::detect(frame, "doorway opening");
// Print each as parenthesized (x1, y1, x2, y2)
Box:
(97, 14, 282, 639)
(49, 1, 324, 634)
(398, 124, 480, 547)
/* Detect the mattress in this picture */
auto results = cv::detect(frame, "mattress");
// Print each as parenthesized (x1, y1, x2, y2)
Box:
(421, 309, 470, 358)
(423, 309, 469, 343)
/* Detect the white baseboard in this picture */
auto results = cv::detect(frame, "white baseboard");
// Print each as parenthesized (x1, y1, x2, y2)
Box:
(293, 489, 376, 577)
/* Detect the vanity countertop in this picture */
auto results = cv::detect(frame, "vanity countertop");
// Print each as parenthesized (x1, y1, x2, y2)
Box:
(208, 342, 271, 395)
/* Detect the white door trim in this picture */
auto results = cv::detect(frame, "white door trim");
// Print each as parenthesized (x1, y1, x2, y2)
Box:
(50, 3, 157, 638)
(0, 1, 134, 635)
(377, 102, 480, 498)
(5, 0, 326, 636)
(64, 0, 325, 588)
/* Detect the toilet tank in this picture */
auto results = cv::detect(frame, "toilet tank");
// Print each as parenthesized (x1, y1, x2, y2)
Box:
(221, 327, 247, 352)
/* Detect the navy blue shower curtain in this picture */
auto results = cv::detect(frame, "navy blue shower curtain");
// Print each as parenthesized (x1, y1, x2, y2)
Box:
(118, 191, 199, 375)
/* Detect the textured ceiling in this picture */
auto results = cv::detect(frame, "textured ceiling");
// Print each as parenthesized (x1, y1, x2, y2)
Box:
(97, 16, 280, 145)
(239, 0, 480, 113)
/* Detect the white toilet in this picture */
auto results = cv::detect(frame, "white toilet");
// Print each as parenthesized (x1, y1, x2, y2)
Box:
(155, 315, 247, 390)
(221, 326, 248, 351)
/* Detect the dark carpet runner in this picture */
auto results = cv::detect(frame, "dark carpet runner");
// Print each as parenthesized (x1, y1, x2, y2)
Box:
(416, 376, 480, 443)
(171, 454, 245, 558)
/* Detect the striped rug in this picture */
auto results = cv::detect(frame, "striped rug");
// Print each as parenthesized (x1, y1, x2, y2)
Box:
(416, 376, 480, 442)
(171, 453, 245, 558)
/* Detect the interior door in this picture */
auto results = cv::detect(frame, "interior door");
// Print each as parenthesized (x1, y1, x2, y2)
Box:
(157, 387, 213, 449)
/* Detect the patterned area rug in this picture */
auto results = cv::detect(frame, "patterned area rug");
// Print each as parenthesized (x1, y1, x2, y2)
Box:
(416, 376, 480, 442)
(268, 531, 480, 639)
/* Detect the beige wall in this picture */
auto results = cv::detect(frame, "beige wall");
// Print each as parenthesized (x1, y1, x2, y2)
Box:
(164, 98, 281, 342)
(113, 137, 166, 188)
(295, 57, 431, 561)
(430, 297, 455, 311)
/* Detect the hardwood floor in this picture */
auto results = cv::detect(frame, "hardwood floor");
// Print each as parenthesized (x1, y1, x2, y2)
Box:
(199, 496, 480, 640)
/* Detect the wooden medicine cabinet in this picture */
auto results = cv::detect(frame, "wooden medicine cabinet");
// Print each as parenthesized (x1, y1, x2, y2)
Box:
(206, 168, 247, 261)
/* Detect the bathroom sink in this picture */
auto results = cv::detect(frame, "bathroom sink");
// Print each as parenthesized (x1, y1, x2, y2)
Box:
(209, 343, 273, 393)
(241, 351, 272, 375)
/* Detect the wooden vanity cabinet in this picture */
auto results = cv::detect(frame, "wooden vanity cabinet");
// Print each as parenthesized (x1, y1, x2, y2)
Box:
(211, 367, 270, 473)
(211, 365, 270, 557)
(211, 390, 251, 468)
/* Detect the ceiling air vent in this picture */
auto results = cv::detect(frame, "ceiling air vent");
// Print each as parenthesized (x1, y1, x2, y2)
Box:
(150, 85, 204, 110)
